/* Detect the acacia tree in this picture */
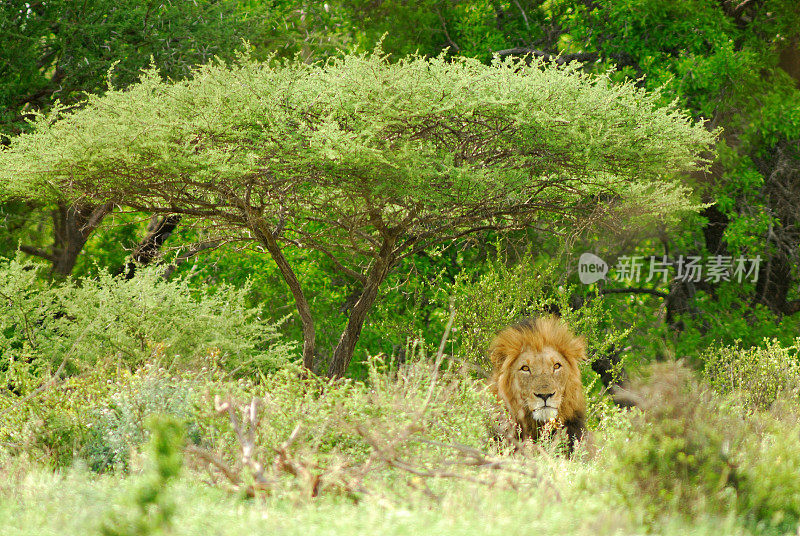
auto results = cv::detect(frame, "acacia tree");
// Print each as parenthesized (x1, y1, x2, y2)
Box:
(0, 52, 714, 376)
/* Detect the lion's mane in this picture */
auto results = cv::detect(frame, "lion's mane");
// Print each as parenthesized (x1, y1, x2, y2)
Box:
(489, 317, 587, 449)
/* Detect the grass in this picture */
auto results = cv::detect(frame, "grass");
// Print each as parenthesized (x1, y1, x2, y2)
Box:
(0, 462, 751, 536)
(2, 334, 800, 535)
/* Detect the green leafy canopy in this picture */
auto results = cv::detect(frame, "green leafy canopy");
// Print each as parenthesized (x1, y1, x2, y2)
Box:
(3, 50, 714, 218)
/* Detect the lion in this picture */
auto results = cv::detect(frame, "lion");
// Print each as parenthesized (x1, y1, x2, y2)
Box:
(489, 316, 587, 451)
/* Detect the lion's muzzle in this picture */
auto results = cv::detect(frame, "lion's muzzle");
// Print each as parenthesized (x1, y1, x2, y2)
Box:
(528, 391, 560, 421)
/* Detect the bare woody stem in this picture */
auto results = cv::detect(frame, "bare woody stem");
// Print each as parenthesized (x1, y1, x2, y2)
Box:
(249, 217, 316, 372)
(327, 234, 397, 378)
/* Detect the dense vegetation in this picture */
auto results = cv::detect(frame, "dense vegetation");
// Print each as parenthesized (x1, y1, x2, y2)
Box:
(2, 1, 800, 534)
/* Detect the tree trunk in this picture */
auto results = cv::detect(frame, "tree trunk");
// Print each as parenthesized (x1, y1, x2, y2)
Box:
(701, 205, 729, 256)
(778, 37, 800, 89)
(251, 220, 316, 372)
(50, 201, 113, 276)
(665, 279, 699, 332)
(754, 252, 794, 316)
(327, 237, 396, 378)
(118, 214, 181, 278)
(753, 140, 800, 316)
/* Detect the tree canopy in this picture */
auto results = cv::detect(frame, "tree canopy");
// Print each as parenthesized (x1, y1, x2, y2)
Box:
(1, 51, 715, 375)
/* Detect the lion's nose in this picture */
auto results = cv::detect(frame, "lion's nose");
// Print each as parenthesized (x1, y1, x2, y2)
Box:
(536, 392, 555, 404)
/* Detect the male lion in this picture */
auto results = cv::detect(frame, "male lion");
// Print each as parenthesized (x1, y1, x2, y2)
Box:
(489, 317, 587, 450)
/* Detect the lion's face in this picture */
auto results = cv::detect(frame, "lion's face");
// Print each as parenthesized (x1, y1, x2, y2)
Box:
(510, 345, 570, 422)
(490, 317, 587, 439)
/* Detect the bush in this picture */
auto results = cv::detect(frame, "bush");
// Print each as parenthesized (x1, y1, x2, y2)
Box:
(702, 338, 800, 410)
(101, 415, 186, 536)
(83, 366, 200, 471)
(443, 250, 628, 425)
(198, 356, 496, 463)
(1, 366, 201, 471)
(1, 352, 497, 480)
(0, 255, 295, 387)
(737, 413, 800, 533)
(447, 250, 626, 364)
(599, 360, 800, 532)
(598, 362, 741, 517)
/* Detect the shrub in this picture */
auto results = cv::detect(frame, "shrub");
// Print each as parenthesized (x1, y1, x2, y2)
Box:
(702, 338, 800, 410)
(447, 250, 627, 367)
(598, 362, 741, 517)
(2, 353, 497, 479)
(440, 250, 628, 427)
(83, 366, 200, 471)
(199, 356, 496, 461)
(100, 415, 186, 536)
(737, 414, 800, 533)
(187, 357, 503, 499)
(599, 360, 800, 532)
(1, 366, 200, 471)
(0, 255, 295, 386)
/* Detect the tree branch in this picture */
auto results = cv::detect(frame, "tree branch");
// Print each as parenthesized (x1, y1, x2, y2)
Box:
(161, 238, 225, 279)
(19, 245, 55, 263)
(436, 9, 460, 53)
(119, 214, 182, 279)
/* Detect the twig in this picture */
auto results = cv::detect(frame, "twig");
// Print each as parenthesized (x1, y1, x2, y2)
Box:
(0, 318, 94, 418)
(186, 445, 242, 485)
(436, 10, 460, 52)
(421, 298, 456, 413)
(494, 48, 600, 66)
(512, 0, 530, 30)
(161, 238, 225, 279)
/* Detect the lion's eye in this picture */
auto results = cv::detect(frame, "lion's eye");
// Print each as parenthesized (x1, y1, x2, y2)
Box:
(553, 363, 562, 370)
(520, 365, 530, 372)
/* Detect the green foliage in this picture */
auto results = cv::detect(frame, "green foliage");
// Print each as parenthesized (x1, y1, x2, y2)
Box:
(0, 255, 60, 392)
(0, 354, 495, 475)
(0, 48, 716, 375)
(199, 358, 495, 479)
(171, 242, 356, 371)
(1, 366, 198, 471)
(0, 255, 294, 383)
(0, 0, 348, 136)
(669, 287, 798, 361)
(1, 354, 798, 535)
(1, 51, 714, 208)
(344, 0, 543, 62)
(448, 250, 626, 370)
(439, 249, 628, 426)
(100, 415, 186, 536)
(703, 338, 800, 410)
(0, 460, 751, 536)
(599, 359, 800, 531)
(737, 416, 800, 533)
(599, 363, 740, 517)
(557, 0, 800, 323)
(85, 368, 199, 472)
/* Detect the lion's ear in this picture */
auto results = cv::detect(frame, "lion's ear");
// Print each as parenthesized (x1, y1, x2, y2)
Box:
(578, 336, 588, 361)
(489, 347, 506, 368)
(567, 335, 588, 363)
